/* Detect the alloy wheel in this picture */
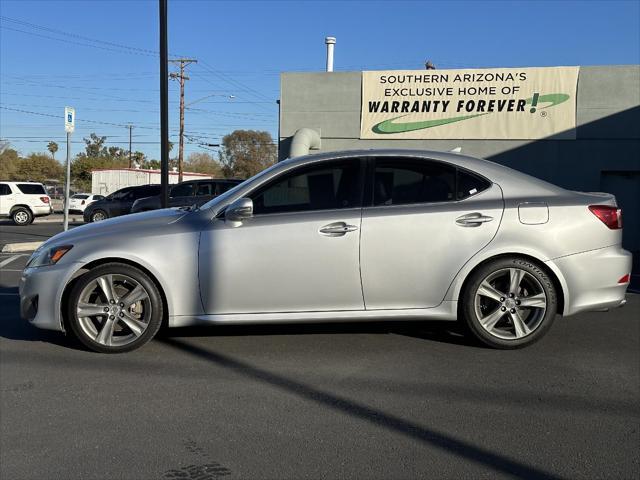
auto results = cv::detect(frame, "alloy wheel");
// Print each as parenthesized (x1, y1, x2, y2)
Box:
(76, 273, 152, 347)
(92, 211, 106, 222)
(473, 267, 547, 340)
(14, 211, 29, 224)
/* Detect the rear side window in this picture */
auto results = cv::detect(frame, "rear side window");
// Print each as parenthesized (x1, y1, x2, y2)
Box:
(171, 183, 194, 197)
(17, 183, 46, 195)
(195, 183, 214, 196)
(93, 195, 105, 201)
(373, 159, 455, 206)
(132, 185, 161, 199)
(216, 182, 236, 195)
(457, 170, 491, 200)
(72, 194, 89, 199)
(0, 184, 11, 195)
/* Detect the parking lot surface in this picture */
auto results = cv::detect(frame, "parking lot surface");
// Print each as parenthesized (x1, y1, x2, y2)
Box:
(0, 240, 638, 479)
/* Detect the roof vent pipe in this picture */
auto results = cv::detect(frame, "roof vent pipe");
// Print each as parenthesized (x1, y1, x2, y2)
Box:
(289, 128, 321, 158)
(325, 36, 336, 72)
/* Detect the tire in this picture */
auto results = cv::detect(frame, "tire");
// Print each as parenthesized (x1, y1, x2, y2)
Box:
(90, 209, 108, 222)
(12, 207, 33, 226)
(460, 256, 557, 349)
(67, 263, 164, 353)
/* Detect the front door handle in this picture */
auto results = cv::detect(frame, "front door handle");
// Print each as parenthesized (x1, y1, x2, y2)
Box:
(319, 222, 359, 237)
(456, 213, 493, 227)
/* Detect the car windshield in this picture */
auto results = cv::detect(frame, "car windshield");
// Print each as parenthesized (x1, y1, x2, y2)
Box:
(199, 162, 284, 211)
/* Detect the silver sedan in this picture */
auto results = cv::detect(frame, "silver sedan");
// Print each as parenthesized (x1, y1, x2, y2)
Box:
(20, 149, 632, 353)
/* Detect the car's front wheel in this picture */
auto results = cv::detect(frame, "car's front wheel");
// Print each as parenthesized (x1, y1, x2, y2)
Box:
(12, 207, 33, 225)
(90, 210, 107, 222)
(461, 257, 557, 349)
(67, 263, 164, 353)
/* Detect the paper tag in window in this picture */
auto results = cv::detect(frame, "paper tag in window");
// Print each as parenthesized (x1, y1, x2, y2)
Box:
(469, 188, 478, 195)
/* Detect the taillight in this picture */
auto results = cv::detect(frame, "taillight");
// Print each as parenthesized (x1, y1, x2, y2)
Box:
(40, 197, 50, 204)
(588, 205, 622, 229)
(618, 274, 630, 284)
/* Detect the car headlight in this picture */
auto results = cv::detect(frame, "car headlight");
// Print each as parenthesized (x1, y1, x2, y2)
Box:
(26, 245, 73, 268)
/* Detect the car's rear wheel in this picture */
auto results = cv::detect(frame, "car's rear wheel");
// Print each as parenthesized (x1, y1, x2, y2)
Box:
(461, 257, 557, 349)
(90, 210, 107, 222)
(67, 263, 163, 353)
(12, 207, 34, 225)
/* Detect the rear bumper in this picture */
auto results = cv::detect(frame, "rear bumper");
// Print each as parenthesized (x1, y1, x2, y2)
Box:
(548, 245, 632, 316)
(32, 205, 53, 217)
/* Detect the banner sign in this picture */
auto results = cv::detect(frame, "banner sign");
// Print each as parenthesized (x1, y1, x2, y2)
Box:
(360, 66, 579, 140)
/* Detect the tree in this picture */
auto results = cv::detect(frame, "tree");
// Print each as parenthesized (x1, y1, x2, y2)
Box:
(0, 147, 20, 180)
(218, 130, 276, 179)
(15, 153, 64, 182)
(47, 141, 59, 160)
(71, 133, 129, 191)
(184, 152, 223, 177)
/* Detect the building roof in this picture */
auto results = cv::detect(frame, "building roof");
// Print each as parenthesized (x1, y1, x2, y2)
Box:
(90, 168, 210, 177)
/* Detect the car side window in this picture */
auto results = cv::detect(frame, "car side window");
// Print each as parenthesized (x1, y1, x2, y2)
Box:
(216, 182, 235, 195)
(110, 188, 132, 200)
(195, 183, 213, 196)
(251, 159, 362, 215)
(0, 184, 11, 195)
(373, 159, 455, 206)
(132, 186, 161, 199)
(171, 183, 194, 197)
(457, 169, 491, 200)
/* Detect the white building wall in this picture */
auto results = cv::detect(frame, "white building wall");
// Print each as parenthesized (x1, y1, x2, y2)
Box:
(91, 169, 211, 195)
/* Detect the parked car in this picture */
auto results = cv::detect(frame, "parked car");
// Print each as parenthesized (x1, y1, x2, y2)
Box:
(67, 194, 105, 214)
(20, 149, 631, 353)
(131, 178, 242, 213)
(0, 181, 53, 225)
(83, 185, 161, 223)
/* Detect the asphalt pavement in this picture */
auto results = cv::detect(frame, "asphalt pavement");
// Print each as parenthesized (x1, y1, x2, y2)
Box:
(0, 231, 639, 480)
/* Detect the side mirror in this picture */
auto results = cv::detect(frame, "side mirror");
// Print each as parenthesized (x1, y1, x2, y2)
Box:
(225, 197, 253, 222)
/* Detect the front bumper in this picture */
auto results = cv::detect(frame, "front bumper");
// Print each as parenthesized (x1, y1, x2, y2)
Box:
(19, 261, 83, 332)
(548, 245, 632, 316)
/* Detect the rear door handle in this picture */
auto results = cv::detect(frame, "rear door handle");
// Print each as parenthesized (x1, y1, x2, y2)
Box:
(319, 222, 359, 237)
(456, 213, 493, 227)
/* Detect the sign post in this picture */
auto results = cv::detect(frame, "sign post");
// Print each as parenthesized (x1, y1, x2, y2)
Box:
(63, 107, 74, 231)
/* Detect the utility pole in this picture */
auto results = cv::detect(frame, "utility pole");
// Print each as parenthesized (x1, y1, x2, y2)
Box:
(159, 0, 169, 208)
(169, 58, 197, 182)
(128, 124, 133, 168)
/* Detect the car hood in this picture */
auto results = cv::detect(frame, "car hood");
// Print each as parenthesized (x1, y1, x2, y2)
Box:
(42, 208, 190, 248)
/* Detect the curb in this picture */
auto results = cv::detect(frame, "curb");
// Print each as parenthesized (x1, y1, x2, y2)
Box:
(34, 218, 84, 224)
(2, 241, 43, 253)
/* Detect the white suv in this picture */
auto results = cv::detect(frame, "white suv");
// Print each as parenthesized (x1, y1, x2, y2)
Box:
(0, 181, 53, 225)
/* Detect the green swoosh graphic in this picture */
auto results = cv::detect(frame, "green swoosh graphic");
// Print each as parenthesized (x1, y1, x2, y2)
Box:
(371, 92, 571, 134)
(525, 93, 570, 108)
(372, 113, 487, 134)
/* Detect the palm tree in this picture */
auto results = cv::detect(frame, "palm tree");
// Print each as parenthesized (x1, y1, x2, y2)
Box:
(47, 141, 59, 160)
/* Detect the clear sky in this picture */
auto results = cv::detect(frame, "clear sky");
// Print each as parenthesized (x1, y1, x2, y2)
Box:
(1, 0, 639, 161)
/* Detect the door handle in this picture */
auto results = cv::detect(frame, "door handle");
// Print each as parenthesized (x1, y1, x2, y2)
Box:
(456, 213, 493, 227)
(319, 222, 359, 237)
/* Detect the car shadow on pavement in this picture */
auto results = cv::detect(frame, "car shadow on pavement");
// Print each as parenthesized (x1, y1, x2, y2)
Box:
(0, 287, 480, 350)
(159, 336, 562, 480)
(160, 320, 481, 347)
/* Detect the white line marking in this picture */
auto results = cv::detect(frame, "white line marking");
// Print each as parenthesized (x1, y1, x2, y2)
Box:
(0, 254, 26, 268)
